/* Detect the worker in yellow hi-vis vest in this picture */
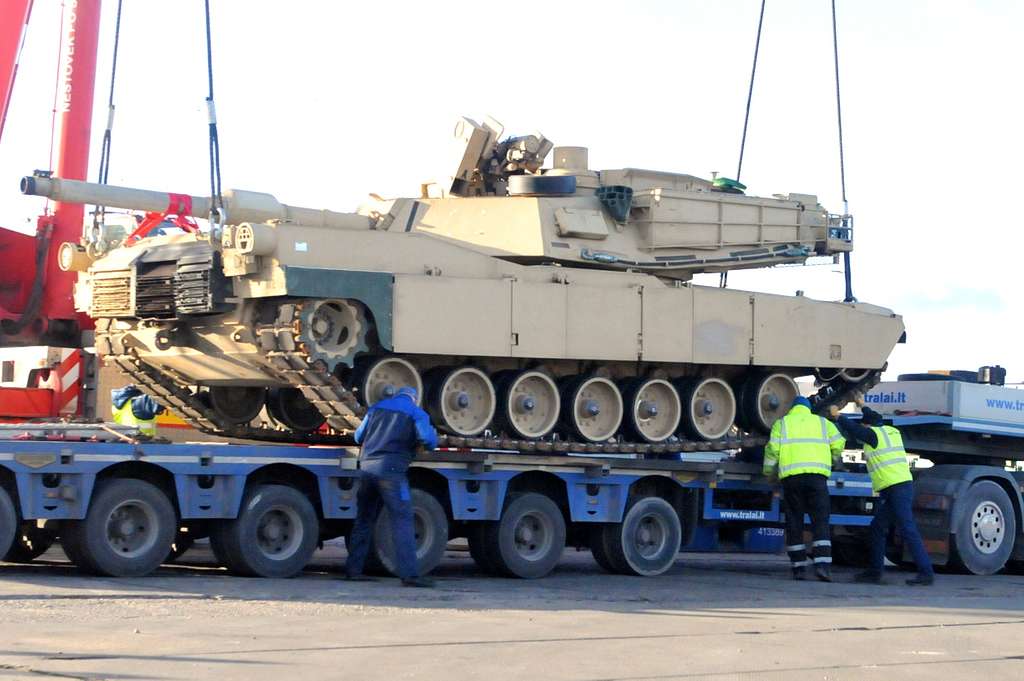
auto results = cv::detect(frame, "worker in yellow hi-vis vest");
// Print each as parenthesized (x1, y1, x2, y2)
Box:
(763, 396, 845, 582)
(111, 385, 165, 438)
(830, 393, 934, 586)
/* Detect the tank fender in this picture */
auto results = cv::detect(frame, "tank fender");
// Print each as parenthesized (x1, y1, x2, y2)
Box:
(283, 267, 394, 351)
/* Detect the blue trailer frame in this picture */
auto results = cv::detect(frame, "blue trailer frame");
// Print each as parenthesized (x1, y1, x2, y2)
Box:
(0, 436, 884, 579)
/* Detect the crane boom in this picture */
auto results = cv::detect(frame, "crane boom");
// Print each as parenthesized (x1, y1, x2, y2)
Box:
(0, 0, 101, 346)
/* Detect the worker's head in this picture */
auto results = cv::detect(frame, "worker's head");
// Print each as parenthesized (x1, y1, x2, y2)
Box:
(396, 386, 418, 403)
(791, 396, 812, 410)
(861, 407, 884, 426)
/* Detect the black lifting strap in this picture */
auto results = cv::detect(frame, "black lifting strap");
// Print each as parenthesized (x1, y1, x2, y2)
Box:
(831, 0, 856, 303)
(204, 0, 224, 224)
(96, 0, 123, 188)
(735, 0, 765, 184)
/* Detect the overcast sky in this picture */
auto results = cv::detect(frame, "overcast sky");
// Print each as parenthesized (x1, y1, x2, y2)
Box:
(1, 1, 1021, 381)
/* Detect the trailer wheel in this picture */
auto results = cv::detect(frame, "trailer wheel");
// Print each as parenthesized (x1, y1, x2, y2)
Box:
(3, 525, 56, 563)
(372, 489, 448, 577)
(482, 493, 566, 579)
(594, 496, 682, 576)
(0, 487, 17, 561)
(950, 480, 1016, 575)
(163, 527, 196, 564)
(590, 525, 628, 574)
(467, 522, 500, 574)
(60, 479, 176, 577)
(210, 485, 319, 578)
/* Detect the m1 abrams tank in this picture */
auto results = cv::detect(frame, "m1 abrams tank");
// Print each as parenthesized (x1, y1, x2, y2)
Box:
(22, 116, 903, 450)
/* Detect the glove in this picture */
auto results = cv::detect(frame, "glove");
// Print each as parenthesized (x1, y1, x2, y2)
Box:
(828, 405, 841, 419)
(854, 391, 866, 408)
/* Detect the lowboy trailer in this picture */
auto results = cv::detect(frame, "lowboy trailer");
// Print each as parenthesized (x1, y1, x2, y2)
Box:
(2, 373, 1022, 579)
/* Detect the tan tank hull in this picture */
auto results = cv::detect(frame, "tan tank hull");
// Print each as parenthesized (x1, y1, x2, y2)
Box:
(21, 117, 902, 446)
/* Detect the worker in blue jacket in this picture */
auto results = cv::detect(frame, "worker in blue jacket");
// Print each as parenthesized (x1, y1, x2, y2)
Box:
(345, 386, 438, 587)
(110, 385, 165, 437)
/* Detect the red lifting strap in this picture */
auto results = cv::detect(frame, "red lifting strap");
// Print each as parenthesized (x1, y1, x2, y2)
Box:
(123, 192, 201, 246)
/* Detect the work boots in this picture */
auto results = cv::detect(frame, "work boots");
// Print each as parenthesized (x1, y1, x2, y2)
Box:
(906, 573, 934, 586)
(814, 563, 832, 582)
(854, 570, 883, 584)
(792, 566, 808, 581)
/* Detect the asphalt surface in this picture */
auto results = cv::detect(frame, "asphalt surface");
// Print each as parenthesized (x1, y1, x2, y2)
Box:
(2, 544, 1023, 681)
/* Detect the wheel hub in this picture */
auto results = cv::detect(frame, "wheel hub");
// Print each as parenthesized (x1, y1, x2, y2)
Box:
(972, 501, 1004, 554)
(583, 399, 601, 417)
(256, 506, 302, 559)
(105, 500, 158, 558)
(638, 400, 659, 418)
(512, 513, 550, 559)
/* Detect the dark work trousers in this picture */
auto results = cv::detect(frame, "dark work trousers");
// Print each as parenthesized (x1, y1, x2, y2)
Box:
(345, 457, 418, 579)
(869, 481, 934, 576)
(782, 473, 832, 568)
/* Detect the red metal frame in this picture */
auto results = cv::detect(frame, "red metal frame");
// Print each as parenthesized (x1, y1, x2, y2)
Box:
(0, 0, 101, 346)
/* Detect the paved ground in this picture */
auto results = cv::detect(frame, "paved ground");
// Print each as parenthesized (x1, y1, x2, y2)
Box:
(2, 544, 1023, 681)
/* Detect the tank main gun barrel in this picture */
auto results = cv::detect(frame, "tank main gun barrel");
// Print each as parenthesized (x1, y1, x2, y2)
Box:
(20, 175, 372, 230)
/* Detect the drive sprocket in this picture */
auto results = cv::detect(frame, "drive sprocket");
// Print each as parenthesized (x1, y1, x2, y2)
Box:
(295, 299, 370, 371)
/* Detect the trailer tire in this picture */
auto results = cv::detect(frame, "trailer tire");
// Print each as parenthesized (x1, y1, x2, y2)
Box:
(3, 525, 56, 563)
(467, 522, 500, 574)
(483, 493, 565, 579)
(595, 496, 682, 577)
(373, 488, 449, 577)
(0, 487, 17, 561)
(60, 479, 176, 577)
(209, 485, 319, 578)
(163, 528, 195, 564)
(949, 481, 1016, 575)
(590, 525, 628, 574)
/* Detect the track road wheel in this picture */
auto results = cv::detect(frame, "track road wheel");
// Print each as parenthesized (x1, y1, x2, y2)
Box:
(621, 378, 682, 443)
(561, 376, 624, 443)
(266, 387, 326, 433)
(0, 487, 17, 561)
(370, 488, 449, 577)
(208, 386, 267, 426)
(740, 373, 799, 434)
(482, 493, 566, 579)
(209, 485, 319, 578)
(3, 525, 56, 563)
(677, 377, 736, 441)
(593, 497, 682, 576)
(358, 357, 423, 406)
(495, 370, 561, 440)
(950, 480, 1016, 575)
(427, 366, 497, 436)
(60, 479, 176, 577)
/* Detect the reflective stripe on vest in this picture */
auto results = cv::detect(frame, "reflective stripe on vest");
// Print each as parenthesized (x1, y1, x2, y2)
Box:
(777, 413, 834, 478)
(863, 426, 913, 492)
(112, 401, 157, 437)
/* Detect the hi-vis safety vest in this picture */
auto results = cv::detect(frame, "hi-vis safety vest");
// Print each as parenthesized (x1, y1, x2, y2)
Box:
(112, 401, 157, 437)
(863, 425, 913, 493)
(764, 405, 845, 479)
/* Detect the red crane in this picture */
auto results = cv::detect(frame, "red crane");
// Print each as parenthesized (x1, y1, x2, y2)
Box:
(0, 0, 101, 348)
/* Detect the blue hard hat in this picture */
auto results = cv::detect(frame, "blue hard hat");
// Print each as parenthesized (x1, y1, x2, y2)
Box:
(792, 396, 812, 409)
(397, 386, 418, 402)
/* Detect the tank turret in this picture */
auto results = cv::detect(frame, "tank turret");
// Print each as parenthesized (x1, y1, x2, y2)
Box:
(19, 116, 900, 450)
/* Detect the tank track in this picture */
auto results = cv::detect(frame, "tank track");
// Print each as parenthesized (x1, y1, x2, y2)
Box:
(93, 309, 884, 455)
